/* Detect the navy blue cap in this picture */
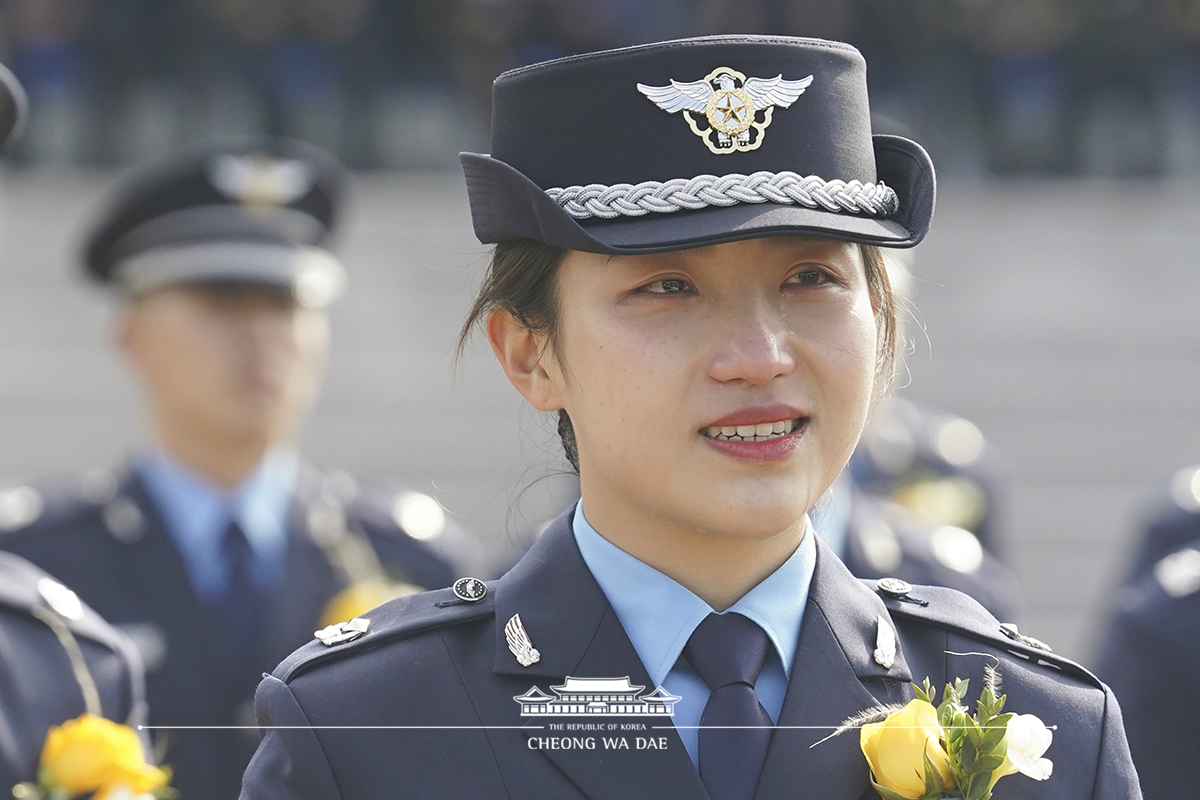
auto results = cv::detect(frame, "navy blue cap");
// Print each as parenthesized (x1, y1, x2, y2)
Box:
(462, 35, 935, 253)
(84, 138, 348, 307)
(0, 63, 27, 153)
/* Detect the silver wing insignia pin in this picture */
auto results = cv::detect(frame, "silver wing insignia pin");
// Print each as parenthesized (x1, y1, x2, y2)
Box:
(873, 614, 896, 669)
(505, 613, 541, 667)
(637, 67, 813, 154)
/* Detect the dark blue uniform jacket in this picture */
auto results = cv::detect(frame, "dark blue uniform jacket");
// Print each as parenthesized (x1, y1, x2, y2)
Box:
(1095, 496, 1200, 800)
(0, 552, 146, 792)
(0, 467, 463, 800)
(243, 509, 1140, 800)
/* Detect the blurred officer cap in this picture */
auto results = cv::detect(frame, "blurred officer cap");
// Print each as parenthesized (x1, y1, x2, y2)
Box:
(83, 138, 348, 308)
(0, 62, 28, 152)
(461, 35, 935, 254)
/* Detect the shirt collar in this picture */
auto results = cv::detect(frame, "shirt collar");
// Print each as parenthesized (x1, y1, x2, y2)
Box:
(135, 448, 298, 595)
(572, 499, 816, 687)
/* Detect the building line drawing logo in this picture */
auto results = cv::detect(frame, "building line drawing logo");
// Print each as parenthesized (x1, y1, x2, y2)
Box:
(514, 677, 681, 717)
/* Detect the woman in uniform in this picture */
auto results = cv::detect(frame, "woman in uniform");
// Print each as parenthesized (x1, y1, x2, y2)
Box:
(241, 36, 1140, 800)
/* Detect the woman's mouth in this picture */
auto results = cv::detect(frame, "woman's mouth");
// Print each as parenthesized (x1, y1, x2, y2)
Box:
(700, 417, 805, 442)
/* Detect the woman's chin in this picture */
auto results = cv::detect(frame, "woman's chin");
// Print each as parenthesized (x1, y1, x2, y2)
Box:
(690, 508, 811, 544)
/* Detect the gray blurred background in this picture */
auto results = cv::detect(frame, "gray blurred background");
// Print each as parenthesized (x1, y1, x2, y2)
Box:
(1, 0, 1199, 663)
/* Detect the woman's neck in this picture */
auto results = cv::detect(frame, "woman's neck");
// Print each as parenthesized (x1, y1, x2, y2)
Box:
(579, 498, 807, 612)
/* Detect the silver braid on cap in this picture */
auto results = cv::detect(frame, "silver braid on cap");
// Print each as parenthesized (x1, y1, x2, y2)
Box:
(545, 171, 899, 220)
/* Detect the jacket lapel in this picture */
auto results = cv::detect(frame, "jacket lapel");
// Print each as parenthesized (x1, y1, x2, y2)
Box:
(757, 538, 913, 800)
(261, 487, 340, 667)
(113, 474, 236, 682)
(493, 510, 706, 800)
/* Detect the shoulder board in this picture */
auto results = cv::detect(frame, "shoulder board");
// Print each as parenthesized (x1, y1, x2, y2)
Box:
(865, 579, 1104, 690)
(275, 583, 496, 683)
(0, 552, 138, 657)
(0, 473, 117, 541)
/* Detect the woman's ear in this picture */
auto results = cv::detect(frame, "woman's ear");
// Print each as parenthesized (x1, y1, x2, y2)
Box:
(486, 310, 564, 412)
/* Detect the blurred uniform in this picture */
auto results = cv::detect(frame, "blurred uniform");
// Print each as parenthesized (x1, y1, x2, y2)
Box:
(0, 551, 147, 792)
(849, 397, 1008, 556)
(0, 141, 476, 800)
(1094, 464, 1200, 800)
(0, 62, 149, 798)
(814, 396, 1020, 618)
(813, 476, 1019, 620)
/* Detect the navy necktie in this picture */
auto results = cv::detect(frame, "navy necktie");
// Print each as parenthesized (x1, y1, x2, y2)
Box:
(684, 612, 775, 800)
(219, 521, 265, 656)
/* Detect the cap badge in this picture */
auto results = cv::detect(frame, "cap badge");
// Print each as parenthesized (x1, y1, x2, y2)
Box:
(207, 154, 314, 207)
(505, 613, 541, 667)
(638, 67, 813, 155)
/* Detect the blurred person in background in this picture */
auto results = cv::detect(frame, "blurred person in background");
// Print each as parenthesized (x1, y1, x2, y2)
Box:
(816, 393, 1020, 620)
(0, 138, 477, 800)
(0, 63, 159, 800)
(1094, 464, 1200, 800)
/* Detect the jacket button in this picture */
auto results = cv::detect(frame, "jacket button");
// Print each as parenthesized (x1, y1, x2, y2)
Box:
(877, 577, 913, 598)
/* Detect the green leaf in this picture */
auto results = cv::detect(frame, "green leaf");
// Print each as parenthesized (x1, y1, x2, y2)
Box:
(980, 719, 1008, 753)
(923, 750, 947, 796)
(959, 735, 978, 770)
(868, 777, 926, 800)
(976, 754, 1006, 774)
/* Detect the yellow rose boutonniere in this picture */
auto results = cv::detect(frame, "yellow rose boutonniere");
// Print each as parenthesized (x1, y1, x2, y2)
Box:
(832, 667, 1053, 800)
(36, 714, 171, 800)
(860, 699, 955, 799)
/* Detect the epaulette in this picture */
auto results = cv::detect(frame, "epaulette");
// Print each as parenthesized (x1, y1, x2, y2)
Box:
(0, 469, 121, 541)
(864, 578, 1105, 690)
(0, 551, 136, 657)
(275, 579, 497, 683)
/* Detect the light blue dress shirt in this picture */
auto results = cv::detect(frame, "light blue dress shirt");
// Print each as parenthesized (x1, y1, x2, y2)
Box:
(572, 500, 817, 766)
(135, 448, 298, 603)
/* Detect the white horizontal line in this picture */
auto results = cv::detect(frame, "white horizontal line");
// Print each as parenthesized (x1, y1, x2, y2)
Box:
(139, 726, 541, 730)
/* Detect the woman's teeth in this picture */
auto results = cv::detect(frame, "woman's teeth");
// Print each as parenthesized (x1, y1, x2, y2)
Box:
(703, 419, 800, 441)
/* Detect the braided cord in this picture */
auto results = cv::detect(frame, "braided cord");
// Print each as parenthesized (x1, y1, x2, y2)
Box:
(545, 171, 899, 220)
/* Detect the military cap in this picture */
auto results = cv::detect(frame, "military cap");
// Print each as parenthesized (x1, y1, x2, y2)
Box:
(83, 138, 348, 308)
(0, 62, 27, 153)
(461, 35, 935, 254)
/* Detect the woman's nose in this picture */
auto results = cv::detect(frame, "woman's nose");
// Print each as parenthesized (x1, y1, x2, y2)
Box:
(706, 304, 797, 386)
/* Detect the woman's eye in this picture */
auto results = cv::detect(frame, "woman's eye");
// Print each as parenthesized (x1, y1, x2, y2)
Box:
(785, 269, 829, 287)
(642, 277, 694, 294)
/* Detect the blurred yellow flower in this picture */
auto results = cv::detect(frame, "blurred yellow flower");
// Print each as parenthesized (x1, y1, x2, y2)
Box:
(318, 580, 419, 628)
(860, 699, 955, 800)
(39, 714, 169, 799)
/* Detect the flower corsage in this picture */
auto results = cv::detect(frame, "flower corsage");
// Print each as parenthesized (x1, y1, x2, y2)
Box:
(12, 604, 171, 800)
(31, 714, 171, 800)
(838, 667, 1052, 800)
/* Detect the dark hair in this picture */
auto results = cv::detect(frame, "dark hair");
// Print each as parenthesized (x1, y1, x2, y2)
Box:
(458, 239, 899, 473)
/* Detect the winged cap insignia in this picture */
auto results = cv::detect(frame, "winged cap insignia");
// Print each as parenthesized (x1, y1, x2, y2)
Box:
(207, 154, 315, 206)
(505, 613, 541, 667)
(637, 67, 813, 154)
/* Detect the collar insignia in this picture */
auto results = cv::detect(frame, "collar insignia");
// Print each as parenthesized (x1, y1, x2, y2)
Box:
(505, 613, 541, 667)
(637, 67, 813, 154)
(873, 614, 896, 669)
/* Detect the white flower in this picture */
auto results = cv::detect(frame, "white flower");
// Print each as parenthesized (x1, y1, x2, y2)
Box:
(1003, 714, 1054, 781)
